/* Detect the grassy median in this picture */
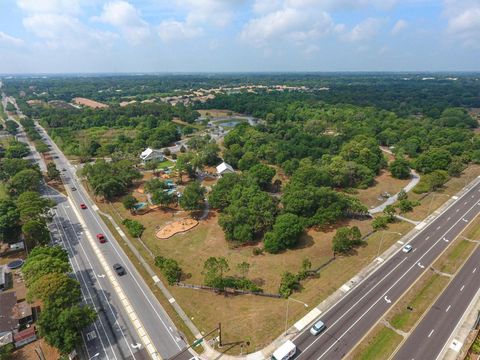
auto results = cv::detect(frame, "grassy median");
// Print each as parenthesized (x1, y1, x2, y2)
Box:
(347, 325, 402, 360)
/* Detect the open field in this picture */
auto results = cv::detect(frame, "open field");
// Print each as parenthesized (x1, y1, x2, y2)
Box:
(347, 325, 403, 360)
(78, 127, 138, 146)
(197, 109, 233, 118)
(353, 170, 411, 209)
(72, 97, 109, 109)
(96, 184, 412, 354)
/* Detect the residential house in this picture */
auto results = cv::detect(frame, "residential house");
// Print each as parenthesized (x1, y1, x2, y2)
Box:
(216, 162, 235, 176)
(140, 148, 164, 162)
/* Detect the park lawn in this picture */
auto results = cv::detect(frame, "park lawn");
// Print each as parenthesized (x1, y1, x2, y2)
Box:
(347, 325, 402, 360)
(408, 164, 480, 221)
(352, 170, 411, 209)
(95, 183, 413, 354)
(388, 272, 450, 332)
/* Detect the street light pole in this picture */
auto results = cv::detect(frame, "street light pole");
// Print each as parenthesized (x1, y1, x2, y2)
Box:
(285, 297, 308, 336)
(376, 231, 402, 259)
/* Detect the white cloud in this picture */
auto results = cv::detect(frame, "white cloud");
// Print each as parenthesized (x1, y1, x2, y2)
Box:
(17, 0, 82, 14)
(94, 1, 150, 44)
(253, 0, 399, 14)
(241, 7, 334, 47)
(23, 13, 115, 49)
(340, 18, 384, 42)
(0, 31, 24, 46)
(391, 19, 408, 35)
(444, 0, 480, 47)
(157, 20, 203, 42)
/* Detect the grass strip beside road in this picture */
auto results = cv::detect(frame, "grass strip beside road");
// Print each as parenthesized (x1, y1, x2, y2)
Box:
(347, 325, 403, 360)
(389, 272, 450, 332)
(438, 240, 476, 274)
(98, 213, 201, 354)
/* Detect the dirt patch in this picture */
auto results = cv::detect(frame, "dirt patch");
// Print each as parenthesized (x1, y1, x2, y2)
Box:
(156, 218, 199, 239)
(72, 97, 109, 109)
(12, 337, 59, 360)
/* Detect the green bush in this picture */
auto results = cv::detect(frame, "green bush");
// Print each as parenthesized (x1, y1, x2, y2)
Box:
(279, 272, 300, 298)
(155, 256, 182, 285)
(122, 219, 145, 237)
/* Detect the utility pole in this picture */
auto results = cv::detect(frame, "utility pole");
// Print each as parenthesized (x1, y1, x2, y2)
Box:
(218, 322, 222, 347)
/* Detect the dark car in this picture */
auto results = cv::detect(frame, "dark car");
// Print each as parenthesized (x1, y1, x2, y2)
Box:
(53, 156, 59, 159)
(113, 264, 126, 276)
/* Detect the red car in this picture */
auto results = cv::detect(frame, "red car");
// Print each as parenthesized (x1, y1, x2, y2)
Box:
(80, 203, 87, 210)
(96, 234, 106, 243)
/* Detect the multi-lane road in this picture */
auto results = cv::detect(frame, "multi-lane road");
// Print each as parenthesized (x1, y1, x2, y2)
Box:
(393, 244, 480, 360)
(2, 92, 193, 360)
(293, 179, 480, 359)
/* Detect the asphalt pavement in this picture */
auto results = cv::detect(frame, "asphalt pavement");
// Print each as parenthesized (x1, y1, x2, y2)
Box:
(2, 89, 193, 360)
(293, 179, 480, 360)
(393, 245, 480, 360)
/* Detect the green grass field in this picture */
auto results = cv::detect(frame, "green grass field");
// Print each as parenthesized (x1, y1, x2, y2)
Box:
(350, 325, 403, 360)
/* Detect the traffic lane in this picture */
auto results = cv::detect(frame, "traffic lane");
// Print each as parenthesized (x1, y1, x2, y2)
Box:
(393, 246, 480, 360)
(295, 197, 480, 359)
(47, 194, 119, 360)
(57, 199, 145, 360)
(78, 203, 186, 358)
(62, 171, 187, 358)
(46, 183, 151, 360)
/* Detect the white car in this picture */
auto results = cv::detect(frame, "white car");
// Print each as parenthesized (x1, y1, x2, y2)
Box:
(310, 320, 326, 336)
(402, 244, 413, 253)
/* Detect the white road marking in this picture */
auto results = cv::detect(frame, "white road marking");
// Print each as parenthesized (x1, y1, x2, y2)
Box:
(464, 201, 468, 205)
(426, 236, 430, 240)
(428, 329, 435, 338)
(436, 226, 441, 230)
(418, 262, 425, 269)
(446, 305, 451, 312)
(97, 274, 106, 278)
(456, 209, 460, 212)
(443, 237, 449, 242)
(460, 285, 465, 292)
(131, 343, 142, 349)
(384, 296, 391, 304)
(473, 268, 477, 274)
(309, 193, 480, 360)
(413, 248, 417, 252)
(447, 217, 451, 221)
(462, 218, 469, 222)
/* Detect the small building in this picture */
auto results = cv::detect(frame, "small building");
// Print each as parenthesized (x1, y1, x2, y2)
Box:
(216, 162, 235, 176)
(14, 326, 37, 347)
(140, 148, 164, 162)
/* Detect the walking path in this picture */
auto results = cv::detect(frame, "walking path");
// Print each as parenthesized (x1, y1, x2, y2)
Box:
(369, 169, 420, 214)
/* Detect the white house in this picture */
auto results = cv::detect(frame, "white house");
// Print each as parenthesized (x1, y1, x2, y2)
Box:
(140, 148, 164, 162)
(216, 162, 235, 176)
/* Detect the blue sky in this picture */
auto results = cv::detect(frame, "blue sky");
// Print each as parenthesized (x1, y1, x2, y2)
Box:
(0, 0, 479, 73)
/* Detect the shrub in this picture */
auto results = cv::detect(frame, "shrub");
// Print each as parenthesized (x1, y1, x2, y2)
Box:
(252, 247, 263, 256)
(154, 256, 182, 285)
(122, 219, 145, 237)
(372, 216, 389, 230)
(279, 272, 300, 298)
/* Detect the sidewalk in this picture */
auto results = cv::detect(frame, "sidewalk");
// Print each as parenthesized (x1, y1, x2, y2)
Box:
(441, 287, 480, 360)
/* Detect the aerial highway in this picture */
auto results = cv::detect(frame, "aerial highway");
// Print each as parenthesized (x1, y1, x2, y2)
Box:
(37, 123, 193, 360)
(393, 244, 480, 360)
(3, 91, 193, 360)
(293, 178, 480, 359)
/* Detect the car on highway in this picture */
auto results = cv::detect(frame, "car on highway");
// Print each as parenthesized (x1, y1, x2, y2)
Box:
(310, 320, 326, 336)
(62, 168, 67, 171)
(71, 187, 77, 191)
(80, 203, 87, 209)
(402, 244, 413, 253)
(96, 234, 106, 243)
(113, 263, 126, 276)
(53, 155, 59, 159)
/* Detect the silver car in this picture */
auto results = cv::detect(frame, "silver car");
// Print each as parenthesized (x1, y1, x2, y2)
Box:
(310, 320, 326, 336)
